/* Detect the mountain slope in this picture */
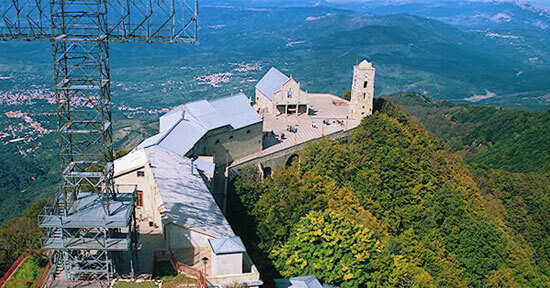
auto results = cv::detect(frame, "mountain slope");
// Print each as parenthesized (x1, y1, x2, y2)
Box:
(388, 92, 550, 173)
(207, 0, 550, 31)
(230, 99, 550, 287)
(1, 6, 549, 110)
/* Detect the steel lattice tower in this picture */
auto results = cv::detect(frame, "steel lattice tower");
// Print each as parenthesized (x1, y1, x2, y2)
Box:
(1, 0, 197, 281)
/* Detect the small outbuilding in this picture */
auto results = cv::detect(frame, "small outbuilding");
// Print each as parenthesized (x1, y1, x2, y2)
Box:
(275, 275, 339, 288)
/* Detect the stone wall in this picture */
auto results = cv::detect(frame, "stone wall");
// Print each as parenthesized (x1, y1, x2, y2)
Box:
(350, 60, 375, 118)
(190, 122, 263, 166)
(255, 88, 274, 115)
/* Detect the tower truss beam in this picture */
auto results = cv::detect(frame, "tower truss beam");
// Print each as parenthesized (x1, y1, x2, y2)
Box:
(1, 0, 197, 280)
(1, 0, 198, 43)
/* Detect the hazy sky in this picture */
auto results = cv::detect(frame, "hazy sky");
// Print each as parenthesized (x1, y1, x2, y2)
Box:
(321, 0, 550, 9)
(528, 0, 550, 8)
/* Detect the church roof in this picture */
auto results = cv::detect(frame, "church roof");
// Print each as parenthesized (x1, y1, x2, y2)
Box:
(136, 93, 261, 157)
(256, 67, 290, 100)
(210, 94, 262, 129)
(208, 236, 246, 255)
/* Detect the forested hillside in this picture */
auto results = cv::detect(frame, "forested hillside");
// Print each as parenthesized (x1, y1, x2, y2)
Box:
(388, 92, 550, 173)
(229, 99, 550, 287)
(0, 119, 155, 224)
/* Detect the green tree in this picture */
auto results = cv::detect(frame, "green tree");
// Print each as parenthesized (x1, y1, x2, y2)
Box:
(389, 257, 436, 288)
(0, 218, 42, 274)
(272, 210, 380, 288)
(229, 99, 550, 287)
(485, 267, 521, 288)
(252, 164, 334, 251)
(115, 150, 129, 159)
(233, 166, 262, 211)
(23, 198, 51, 221)
(342, 90, 351, 101)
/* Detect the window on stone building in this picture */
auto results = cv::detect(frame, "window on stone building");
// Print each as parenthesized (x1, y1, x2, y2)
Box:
(136, 190, 143, 207)
(363, 93, 366, 99)
(363, 81, 368, 88)
(137, 171, 145, 177)
(287, 88, 293, 98)
(247, 130, 251, 134)
(215, 140, 220, 144)
(229, 135, 234, 140)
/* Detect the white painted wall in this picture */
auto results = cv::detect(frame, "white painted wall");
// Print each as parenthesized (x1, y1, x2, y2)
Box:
(165, 223, 213, 250)
(115, 164, 164, 232)
(211, 253, 243, 276)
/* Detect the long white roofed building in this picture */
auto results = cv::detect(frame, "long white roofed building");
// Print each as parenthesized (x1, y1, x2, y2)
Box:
(114, 93, 263, 287)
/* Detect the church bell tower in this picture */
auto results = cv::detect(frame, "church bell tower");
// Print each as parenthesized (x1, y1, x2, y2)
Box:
(349, 59, 375, 118)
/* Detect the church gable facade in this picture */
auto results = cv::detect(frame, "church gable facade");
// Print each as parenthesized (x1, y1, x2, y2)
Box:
(255, 67, 308, 116)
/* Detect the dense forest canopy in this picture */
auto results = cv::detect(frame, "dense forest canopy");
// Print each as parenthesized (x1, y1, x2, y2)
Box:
(230, 99, 550, 287)
(388, 92, 550, 173)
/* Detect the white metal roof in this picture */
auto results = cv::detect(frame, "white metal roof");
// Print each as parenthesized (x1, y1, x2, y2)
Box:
(160, 105, 184, 133)
(185, 99, 230, 130)
(137, 93, 261, 157)
(143, 146, 235, 238)
(157, 119, 207, 156)
(114, 148, 148, 176)
(256, 67, 290, 101)
(274, 276, 325, 288)
(208, 236, 246, 255)
(194, 157, 215, 176)
(210, 93, 262, 130)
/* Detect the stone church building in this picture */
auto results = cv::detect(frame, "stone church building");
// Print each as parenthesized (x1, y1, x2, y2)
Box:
(255, 67, 309, 116)
(255, 60, 375, 119)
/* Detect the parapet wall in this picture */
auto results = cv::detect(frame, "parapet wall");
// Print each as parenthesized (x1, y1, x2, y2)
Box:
(228, 128, 354, 180)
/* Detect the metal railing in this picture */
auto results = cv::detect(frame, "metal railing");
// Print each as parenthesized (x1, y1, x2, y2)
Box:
(0, 253, 28, 287)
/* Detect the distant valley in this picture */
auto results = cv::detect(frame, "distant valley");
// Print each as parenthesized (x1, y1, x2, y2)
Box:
(0, 1, 550, 222)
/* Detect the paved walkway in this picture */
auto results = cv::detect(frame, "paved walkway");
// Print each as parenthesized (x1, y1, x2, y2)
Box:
(232, 94, 360, 167)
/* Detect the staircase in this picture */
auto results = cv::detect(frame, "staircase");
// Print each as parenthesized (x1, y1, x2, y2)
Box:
(52, 253, 66, 280)
(168, 251, 208, 288)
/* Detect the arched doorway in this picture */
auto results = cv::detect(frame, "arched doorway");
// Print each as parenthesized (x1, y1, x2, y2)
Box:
(286, 154, 299, 167)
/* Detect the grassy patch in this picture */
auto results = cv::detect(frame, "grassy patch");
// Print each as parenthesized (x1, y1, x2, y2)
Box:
(5, 255, 47, 288)
(162, 275, 195, 288)
(113, 281, 158, 288)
